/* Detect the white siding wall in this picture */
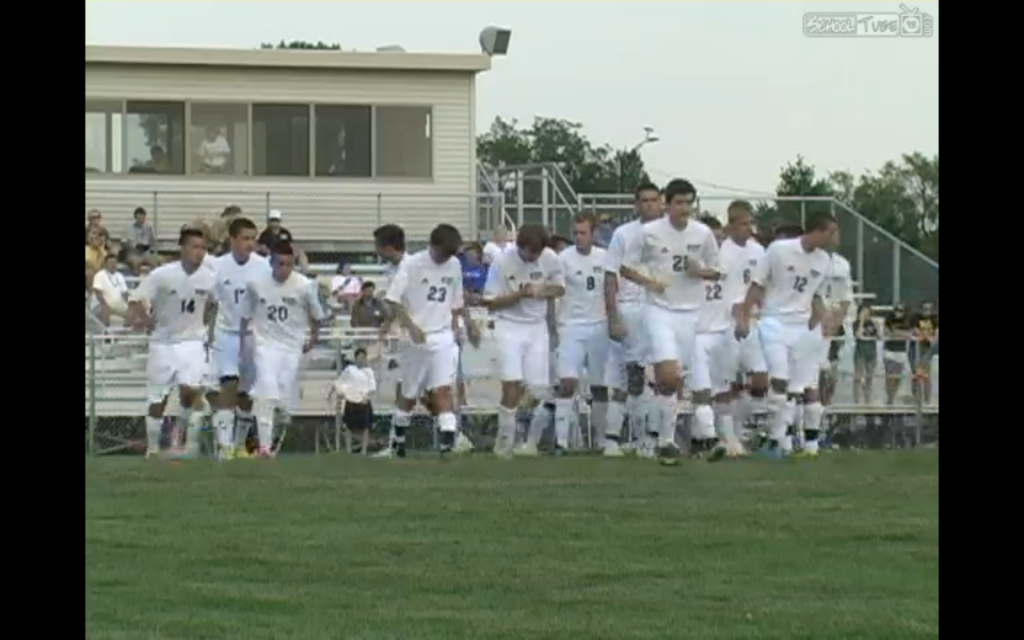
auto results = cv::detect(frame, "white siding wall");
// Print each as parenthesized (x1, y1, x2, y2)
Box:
(85, 64, 478, 244)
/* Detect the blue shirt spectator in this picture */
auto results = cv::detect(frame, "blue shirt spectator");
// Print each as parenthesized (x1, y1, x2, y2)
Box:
(460, 243, 488, 295)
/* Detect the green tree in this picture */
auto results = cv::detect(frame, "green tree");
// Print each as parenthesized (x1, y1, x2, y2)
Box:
(476, 116, 650, 195)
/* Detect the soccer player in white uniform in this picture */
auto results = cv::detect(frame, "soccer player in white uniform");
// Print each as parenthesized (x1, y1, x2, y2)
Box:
(603, 182, 663, 455)
(517, 213, 609, 456)
(719, 201, 768, 437)
(370, 224, 407, 458)
(127, 227, 217, 458)
(735, 212, 837, 457)
(690, 216, 746, 458)
(383, 224, 480, 456)
(816, 231, 854, 408)
(240, 241, 325, 457)
(208, 217, 272, 459)
(626, 179, 721, 465)
(484, 224, 566, 458)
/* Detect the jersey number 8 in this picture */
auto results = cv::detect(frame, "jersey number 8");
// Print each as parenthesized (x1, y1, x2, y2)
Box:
(426, 285, 447, 302)
(585, 276, 596, 291)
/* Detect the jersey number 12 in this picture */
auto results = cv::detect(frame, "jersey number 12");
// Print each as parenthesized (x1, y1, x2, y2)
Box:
(792, 276, 809, 293)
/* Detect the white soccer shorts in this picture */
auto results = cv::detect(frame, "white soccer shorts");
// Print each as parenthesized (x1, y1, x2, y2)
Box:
(398, 330, 459, 400)
(756, 316, 821, 394)
(738, 321, 768, 375)
(557, 321, 609, 386)
(692, 330, 740, 395)
(146, 340, 207, 403)
(210, 329, 256, 392)
(253, 344, 303, 409)
(643, 305, 698, 369)
(604, 302, 648, 389)
(494, 319, 550, 387)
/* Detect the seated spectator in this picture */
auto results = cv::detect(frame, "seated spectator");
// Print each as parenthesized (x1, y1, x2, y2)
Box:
(460, 243, 488, 304)
(86, 209, 110, 248)
(208, 205, 242, 256)
(852, 304, 880, 405)
(350, 282, 387, 330)
(91, 254, 129, 326)
(122, 207, 157, 275)
(330, 263, 363, 310)
(330, 347, 377, 454)
(86, 228, 107, 273)
(198, 125, 232, 174)
(257, 210, 308, 269)
(882, 303, 912, 405)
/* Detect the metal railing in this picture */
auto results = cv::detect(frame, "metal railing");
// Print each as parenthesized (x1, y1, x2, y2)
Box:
(86, 328, 937, 455)
(85, 185, 505, 247)
(577, 194, 939, 307)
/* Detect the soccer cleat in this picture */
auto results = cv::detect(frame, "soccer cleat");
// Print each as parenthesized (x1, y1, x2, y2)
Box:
(373, 447, 395, 459)
(144, 448, 160, 460)
(454, 432, 474, 454)
(793, 448, 819, 459)
(438, 431, 456, 456)
(216, 445, 234, 461)
(256, 446, 273, 459)
(554, 446, 568, 457)
(602, 440, 625, 457)
(512, 442, 539, 457)
(656, 443, 681, 466)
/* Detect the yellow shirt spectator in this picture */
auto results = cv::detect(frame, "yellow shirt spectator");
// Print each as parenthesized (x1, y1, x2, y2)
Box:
(86, 244, 106, 272)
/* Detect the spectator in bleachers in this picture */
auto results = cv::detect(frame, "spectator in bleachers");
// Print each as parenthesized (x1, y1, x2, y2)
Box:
(121, 207, 157, 275)
(482, 225, 511, 264)
(198, 125, 232, 174)
(883, 303, 912, 405)
(85, 228, 107, 274)
(257, 210, 309, 269)
(350, 281, 386, 330)
(330, 263, 363, 310)
(91, 253, 129, 326)
(460, 243, 488, 303)
(852, 303, 880, 405)
(85, 209, 110, 248)
(909, 300, 938, 405)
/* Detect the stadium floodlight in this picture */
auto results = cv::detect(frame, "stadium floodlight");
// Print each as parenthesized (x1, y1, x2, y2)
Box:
(479, 27, 512, 56)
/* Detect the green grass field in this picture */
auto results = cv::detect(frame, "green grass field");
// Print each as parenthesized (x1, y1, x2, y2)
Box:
(85, 450, 938, 640)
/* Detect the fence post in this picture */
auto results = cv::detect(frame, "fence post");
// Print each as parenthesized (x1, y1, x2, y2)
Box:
(376, 193, 383, 226)
(151, 191, 159, 240)
(88, 337, 98, 455)
(264, 191, 271, 217)
(800, 200, 806, 229)
(892, 241, 901, 303)
(856, 218, 865, 290)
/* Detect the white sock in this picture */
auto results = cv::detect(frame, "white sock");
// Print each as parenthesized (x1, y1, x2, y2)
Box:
(496, 406, 517, 456)
(767, 392, 788, 442)
(714, 402, 736, 440)
(234, 409, 250, 449)
(590, 401, 608, 448)
(213, 409, 234, 449)
(792, 402, 805, 432)
(694, 404, 715, 440)
(605, 401, 625, 441)
(145, 416, 162, 451)
(803, 402, 824, 450)
(554, 398, 573, 448)
(733, 394, 752, 428)
(527, 404, 550, 446)
(392, 410, 411, 450)
(174, 410, 190, 448)
(255, 401, 275, 451)
(185, 410, 205, 455)
(656, 394, 677, 447)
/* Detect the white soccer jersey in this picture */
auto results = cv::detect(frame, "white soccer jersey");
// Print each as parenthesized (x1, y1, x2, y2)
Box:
(559, 246, 608, 326)
(211, 252, 271, 333)
(384, 250, 464, 335)
(242, 271, 325, 351)
(484, 247, 565, 323)
(604, 219, 647, 305)
(697, 241, 751, 334)
(823, 253, 854, 310)
(720, 237, 765, 301)
(129, 261, 217, 344)
(636, 217, 720, 311)
(752, 238, 831, 321)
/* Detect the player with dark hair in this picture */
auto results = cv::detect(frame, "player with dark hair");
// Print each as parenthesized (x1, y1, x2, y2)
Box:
(127, 227, 217, 458)
(208, 216, 272, 459)
(371, 224, 408, 458)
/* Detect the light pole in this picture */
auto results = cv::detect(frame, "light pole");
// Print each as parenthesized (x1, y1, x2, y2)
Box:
(618, 126, 659, 192)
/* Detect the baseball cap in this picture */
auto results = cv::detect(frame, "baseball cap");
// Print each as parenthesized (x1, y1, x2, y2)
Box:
(268, 209, 283, 221)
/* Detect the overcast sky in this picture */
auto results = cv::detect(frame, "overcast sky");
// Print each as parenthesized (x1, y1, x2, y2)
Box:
(86, 1, 938, 196)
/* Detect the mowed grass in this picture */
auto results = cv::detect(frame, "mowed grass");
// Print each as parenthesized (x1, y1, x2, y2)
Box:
(85, 450, 938, 640)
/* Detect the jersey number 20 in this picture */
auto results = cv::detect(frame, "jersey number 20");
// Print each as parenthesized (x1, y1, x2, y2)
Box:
(267, 305, 289, 322)
(426, 286, 447, 302)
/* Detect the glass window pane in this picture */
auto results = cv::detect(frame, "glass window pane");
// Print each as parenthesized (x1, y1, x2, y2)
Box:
(189, 103, 249, 176)
(85, 100, 123, 173)
(375, 106, 432, 178)
(313, 105, 371, 177)
(252, 104, 310, 177)
(125, 101, 185, 174)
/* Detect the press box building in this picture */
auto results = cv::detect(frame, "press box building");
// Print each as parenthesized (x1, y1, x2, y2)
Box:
(84, 45, 493, 250)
